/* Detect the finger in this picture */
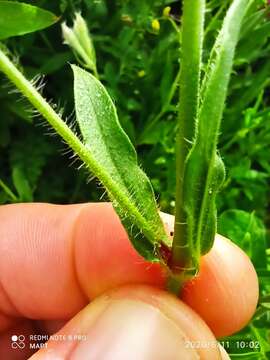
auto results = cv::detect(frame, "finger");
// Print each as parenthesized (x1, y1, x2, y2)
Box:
(181, 235, 259, 338)
(0, 203, 89, 322)
(0, 203, 164, 321)
(30, 285, 227, 360)
(0, 203, 258, 338)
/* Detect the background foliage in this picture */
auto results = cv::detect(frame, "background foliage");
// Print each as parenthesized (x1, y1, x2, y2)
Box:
(0, 0, 269, 358)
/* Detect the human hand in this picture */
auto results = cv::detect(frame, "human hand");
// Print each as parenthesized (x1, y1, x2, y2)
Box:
(0, 203, 258, 359)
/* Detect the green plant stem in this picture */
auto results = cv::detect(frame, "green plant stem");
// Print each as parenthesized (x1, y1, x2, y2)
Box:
(171, 0, 205, 271)
(167, 17, 180, 34)
(173, 0, 251, 269)
(0, 48, 167, 248)
(0, 179, 18, 201)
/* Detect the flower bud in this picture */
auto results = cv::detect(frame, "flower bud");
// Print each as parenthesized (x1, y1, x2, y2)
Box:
(163, 6, 171, 17)
(61, 13, 98, 77)
(151, 19, 160, 32)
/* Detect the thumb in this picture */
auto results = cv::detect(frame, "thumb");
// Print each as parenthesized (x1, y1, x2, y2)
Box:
(30, 286, 228, 360)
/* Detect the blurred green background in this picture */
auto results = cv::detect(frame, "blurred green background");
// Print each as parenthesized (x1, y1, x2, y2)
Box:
(0, 0, 269, 358)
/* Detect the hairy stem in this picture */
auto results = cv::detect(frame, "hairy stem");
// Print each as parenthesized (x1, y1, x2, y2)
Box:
(0, 48, 166, 248)
(172, 0, 205, 271)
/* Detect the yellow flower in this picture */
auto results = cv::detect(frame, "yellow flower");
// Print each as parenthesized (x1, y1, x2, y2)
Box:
(163, 6, 171, 17)
(151, 19, 160, 32)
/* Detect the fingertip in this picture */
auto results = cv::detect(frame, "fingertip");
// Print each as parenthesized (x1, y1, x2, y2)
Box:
(181, 235, 259, 337)
(31, 286, 223, 360)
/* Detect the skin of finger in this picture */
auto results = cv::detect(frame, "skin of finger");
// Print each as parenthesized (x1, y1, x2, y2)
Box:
(0, 203, 258, 338)
(35, 320, 67, 336)
(0, 319, 68, 358)
(30, 286, 227, 360)
(0, 320, 35, 359)
(0, 203, 165, 321)
(0, 311, 17, 333)
(181, 235, 259, 338)
(0, 203, 89, 319)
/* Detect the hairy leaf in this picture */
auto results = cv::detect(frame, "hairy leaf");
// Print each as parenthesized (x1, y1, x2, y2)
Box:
(180, 0, 251, 269)
(0, 1, 58, 40)
(72, 65, 170, 261)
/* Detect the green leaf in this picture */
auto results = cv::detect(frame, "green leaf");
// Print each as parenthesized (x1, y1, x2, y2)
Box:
(177, 0, 251, 270)
(0, 1, 58, 40)
(12, 166, 33, 202)
(72, 65, 170, 261)
(218, 209, 267, 268)
(0, 179, 17, 201)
